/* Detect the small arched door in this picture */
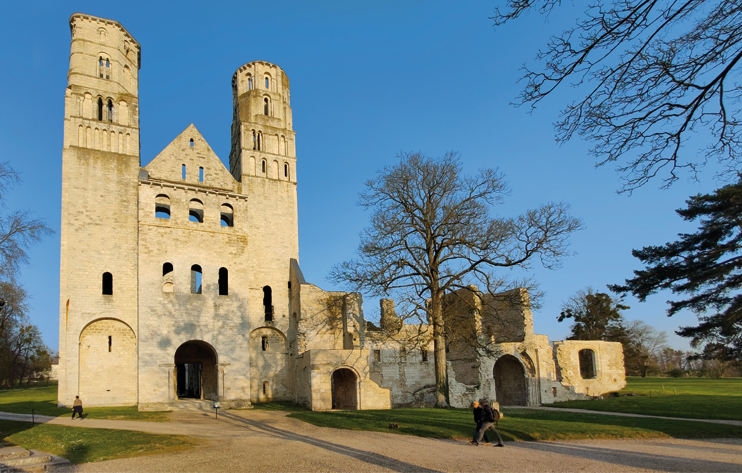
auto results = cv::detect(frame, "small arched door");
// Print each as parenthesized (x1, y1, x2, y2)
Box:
(331, 368, 358, 409)
(494, 355, 527, 406)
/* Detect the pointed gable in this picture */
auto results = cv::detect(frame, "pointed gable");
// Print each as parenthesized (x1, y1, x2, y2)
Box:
(144, 124, 239, 192)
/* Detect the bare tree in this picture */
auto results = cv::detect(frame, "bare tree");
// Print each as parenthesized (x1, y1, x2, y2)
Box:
(0, 161, 52, 280)
(331, 152, 581, 406)
(625, 320, 668, 376)
(493, 1, 742, 192)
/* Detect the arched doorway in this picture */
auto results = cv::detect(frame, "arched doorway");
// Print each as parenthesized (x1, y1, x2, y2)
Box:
(331, 368, 358, 409)
(174, 341, 218, 401)
(494, 355, 527, 406)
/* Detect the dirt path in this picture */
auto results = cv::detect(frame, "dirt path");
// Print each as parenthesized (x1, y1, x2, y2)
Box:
(2, 410, 742, 472)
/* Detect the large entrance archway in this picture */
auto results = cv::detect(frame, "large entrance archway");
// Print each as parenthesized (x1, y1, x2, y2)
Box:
(174, 341, 218, 401)
(331, 368, 358, 409)
(494, 355, 527, 406)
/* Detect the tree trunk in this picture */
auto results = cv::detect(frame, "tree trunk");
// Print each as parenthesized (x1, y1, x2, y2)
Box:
(431, 291, 448, 407)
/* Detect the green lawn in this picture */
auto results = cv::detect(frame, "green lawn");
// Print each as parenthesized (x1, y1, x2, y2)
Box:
(0, 420, 200, 464)
(289, 407, 742, 442)
(0, 383, 170, 421)
(251, 401, 309, 412)
(549, 377, 742, 420)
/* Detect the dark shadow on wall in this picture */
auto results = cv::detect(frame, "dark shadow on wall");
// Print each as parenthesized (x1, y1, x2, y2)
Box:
(216, 411, 443, 473)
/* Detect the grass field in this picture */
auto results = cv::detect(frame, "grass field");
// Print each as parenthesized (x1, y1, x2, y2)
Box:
(0, 420, 199, 464)
(0, 383, 170, 421)
(289, 407, 742, 442)
(549, 377, 742, 420)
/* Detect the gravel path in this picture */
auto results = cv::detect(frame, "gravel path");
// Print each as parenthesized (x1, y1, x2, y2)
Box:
(2, 410, 742, 472)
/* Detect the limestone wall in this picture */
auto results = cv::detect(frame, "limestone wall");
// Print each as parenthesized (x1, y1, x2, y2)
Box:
(553, 340, 626, 397)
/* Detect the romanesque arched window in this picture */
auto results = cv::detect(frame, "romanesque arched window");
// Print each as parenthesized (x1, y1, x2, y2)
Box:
(189, 199, 204, 223)
(257, 132, 262, 151)
(261, 160, 266, 173)
(102, 272, 113, 295)
(264, 97, 269, 116)
(220, 204, 233, 227)
(191, 265, 202, 294)
(252, 130, 256, 150)
(163, 263, 174, 293)
(284, 163, 289, 179)
(107, 99, 113, 122)
(579, 349, 597, 379)
(263, 286, 273, 321)
(219, 267, 228, 296)
(97, 97, 103, 121)
(265, 76, 269, 89)
(155, 194, 170, 219)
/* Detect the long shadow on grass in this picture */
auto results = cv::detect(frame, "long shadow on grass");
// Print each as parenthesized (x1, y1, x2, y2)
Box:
(517, 440, 742, 472)
(218, 411, 443, 473)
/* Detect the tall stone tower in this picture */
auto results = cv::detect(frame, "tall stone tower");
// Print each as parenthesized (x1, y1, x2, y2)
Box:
(229, 62, 298, 330)
(58, 14, 141, 406)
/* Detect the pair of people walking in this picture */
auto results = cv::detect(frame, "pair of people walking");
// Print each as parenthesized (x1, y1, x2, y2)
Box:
(469, 399, 504, 447)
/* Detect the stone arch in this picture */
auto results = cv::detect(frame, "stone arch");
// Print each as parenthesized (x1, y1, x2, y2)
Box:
(331, 367, 358, 410)
(249, 327, 289, 402)
(79, 318, 137, 405)
(174, 340, 218, 401)
(579, 349, 597, 379)
(493, 354, 528, 406)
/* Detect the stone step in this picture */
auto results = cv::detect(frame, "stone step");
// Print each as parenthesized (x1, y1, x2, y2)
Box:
(0, 447, 30, 461)
(0, 449, 69, 473)
(1, 453, 52, 467)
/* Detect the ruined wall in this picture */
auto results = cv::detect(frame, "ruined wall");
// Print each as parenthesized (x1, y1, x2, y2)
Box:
(250, 327, 291, 402)
(553, 340, 626, 398)
(480, 288, 533, 343)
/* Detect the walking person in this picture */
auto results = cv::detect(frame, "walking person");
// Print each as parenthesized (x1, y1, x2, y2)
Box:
(470, 399, 504, 447)
(469, 401, 492, 445)
(71, 396, 83, 419)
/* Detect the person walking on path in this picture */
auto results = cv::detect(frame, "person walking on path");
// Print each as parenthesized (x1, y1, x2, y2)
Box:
(470, 399, 504, 447)
(469, 401, 491, 445)
(71, 396, 83, 419)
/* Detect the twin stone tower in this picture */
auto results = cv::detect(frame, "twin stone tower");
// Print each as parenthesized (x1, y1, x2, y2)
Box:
(58, 13, 626, 411)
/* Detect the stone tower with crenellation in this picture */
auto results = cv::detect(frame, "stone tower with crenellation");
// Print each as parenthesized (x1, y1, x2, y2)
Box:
(58, 13, 141, 406)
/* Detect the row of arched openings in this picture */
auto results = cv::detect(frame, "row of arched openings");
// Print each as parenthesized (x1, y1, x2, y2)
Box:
(245, 73, 272, 91)
(97, 97, 113, 122)
(155, 195, 234, 227)
(162, 263, 229, 295)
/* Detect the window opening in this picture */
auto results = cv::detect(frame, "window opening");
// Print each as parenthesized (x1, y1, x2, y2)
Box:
(99, 56, 104, 77)
(257, 132, 262, 151)
(284, 163, 289, 178)
(261, 160, 266, 173)
(374, 350, 381, 362)
(97, 97, 103, 121)
(219, 267, 228, 295)
(189, 199, 203, 223)
(288, 281, 291, 289)
(182, 164, 186, 180)
(108, 335, 112, 352)
(102, 272, 113, 295)
(552, 387, 557, 397)
(265, 77, 269, 89)
(190, 138, 194, 147)
(263, 286, 273, 321)
(261, 336, 268, 351)
(264, 97, 269, 116)
(252, 131, 256, 150)
(199, 167, 204, 183)
(579, 349, 597, 379)
(421, 349, 428, 362)
(155, 194, 171, 219)
(191, 265, 202, 294)
(105, 58, 110, 79)
(220, 204, 234, 227)
(163, 262, 174, 293)
(263, 381, 268, 395)
(107, 99, 113, 122)
(248, 77, 252, 90)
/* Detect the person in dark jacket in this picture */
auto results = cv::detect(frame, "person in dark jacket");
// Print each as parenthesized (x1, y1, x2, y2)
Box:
(71, 396, 83, 419)
(469, 401, 491, 445)
(470, 399, 504, 447)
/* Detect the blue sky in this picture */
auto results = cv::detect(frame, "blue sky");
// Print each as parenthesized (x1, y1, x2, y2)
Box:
(0, 1, 725, 352)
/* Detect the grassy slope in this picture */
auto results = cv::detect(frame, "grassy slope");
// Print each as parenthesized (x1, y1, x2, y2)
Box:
(0, 420, 200, 464)
(0, 383, 170, 421)
(549, 377, 742, 420)
(289, 407, 742, 442)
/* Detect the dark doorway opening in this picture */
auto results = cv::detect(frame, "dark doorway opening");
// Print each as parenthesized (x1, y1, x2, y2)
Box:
(174, 340, 218, 401)
(494, 355, 527, 406)
(176, 363, 201, 399)
(331, 368, 358, 409)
